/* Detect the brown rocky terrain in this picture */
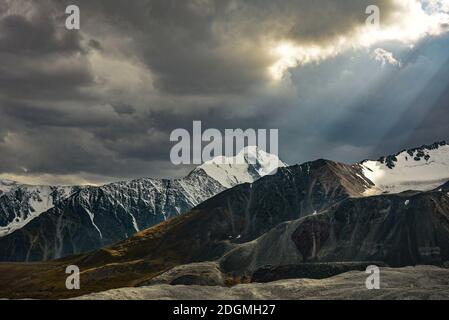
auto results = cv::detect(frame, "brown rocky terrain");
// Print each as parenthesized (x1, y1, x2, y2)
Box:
(74, 266, 449, 300)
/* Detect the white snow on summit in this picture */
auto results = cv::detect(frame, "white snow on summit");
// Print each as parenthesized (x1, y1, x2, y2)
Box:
(196, 146, 287, 188)
(361, 142, 449, 194)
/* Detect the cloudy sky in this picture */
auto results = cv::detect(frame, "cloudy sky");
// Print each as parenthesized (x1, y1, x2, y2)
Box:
(1, 0, 449, 185)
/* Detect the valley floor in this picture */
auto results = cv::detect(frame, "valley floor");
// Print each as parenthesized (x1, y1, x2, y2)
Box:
(74, 265, 449, 300)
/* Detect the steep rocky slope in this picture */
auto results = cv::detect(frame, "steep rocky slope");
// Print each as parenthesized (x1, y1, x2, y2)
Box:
(195, 159, 374, 242)
(220, 184, 449, 273)
(0, 171, 224, 262)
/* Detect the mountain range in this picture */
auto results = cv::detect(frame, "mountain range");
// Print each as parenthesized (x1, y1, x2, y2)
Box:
(0, 147, 285, 261)
(0, 141, 448, 299)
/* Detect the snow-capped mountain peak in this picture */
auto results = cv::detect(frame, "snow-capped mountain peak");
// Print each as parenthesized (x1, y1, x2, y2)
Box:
(195, 146, 287, 188)
(361, 141, 449, 194)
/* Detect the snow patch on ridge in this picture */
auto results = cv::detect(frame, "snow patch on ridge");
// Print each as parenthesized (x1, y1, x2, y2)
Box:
(361, 142, 449, 194)
(84, 207, 103, 238)
(0, 183, 75, 237)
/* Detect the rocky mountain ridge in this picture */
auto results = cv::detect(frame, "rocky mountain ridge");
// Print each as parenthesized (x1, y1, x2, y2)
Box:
(0, 148, 285, 261)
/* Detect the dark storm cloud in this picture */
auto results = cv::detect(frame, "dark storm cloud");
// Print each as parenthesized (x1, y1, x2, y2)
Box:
(0, 12, 80, 54)
(0, 1, 93, 102)
(61, 0, 397, 95)
(0, 57, 93, 100)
